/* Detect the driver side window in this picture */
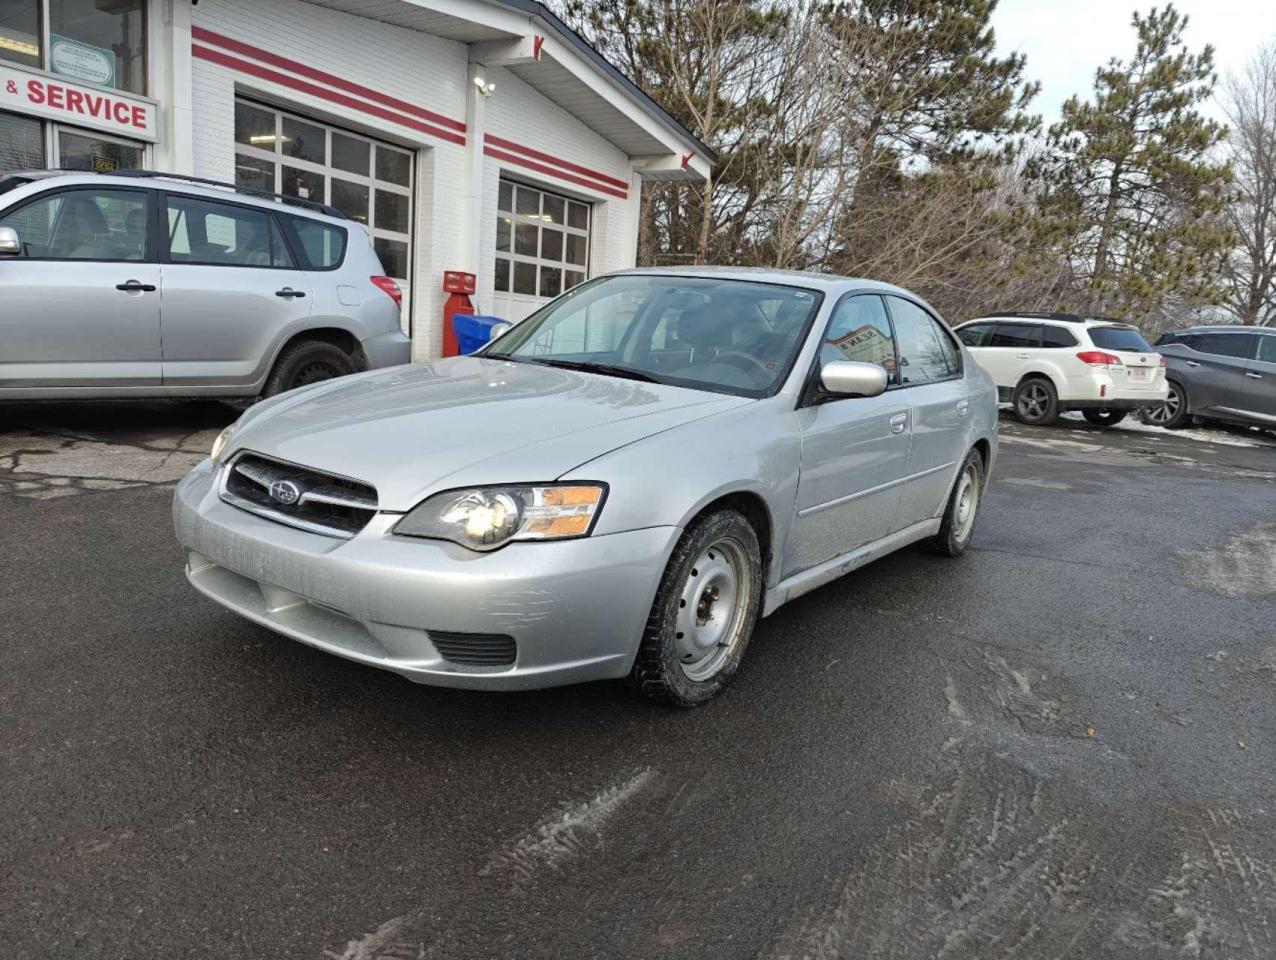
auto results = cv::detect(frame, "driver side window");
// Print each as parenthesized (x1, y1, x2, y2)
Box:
(0, 188, 149, 261)
(821, 295, 898, 382)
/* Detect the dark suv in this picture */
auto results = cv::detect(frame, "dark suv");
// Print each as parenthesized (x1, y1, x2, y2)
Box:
(1149, 326, 1276, 430)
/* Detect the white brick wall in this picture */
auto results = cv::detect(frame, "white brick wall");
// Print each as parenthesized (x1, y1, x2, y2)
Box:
(188, 0, 642, 357)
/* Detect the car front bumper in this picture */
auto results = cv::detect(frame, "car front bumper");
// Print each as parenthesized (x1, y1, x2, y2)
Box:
(173, 461, 677, 690)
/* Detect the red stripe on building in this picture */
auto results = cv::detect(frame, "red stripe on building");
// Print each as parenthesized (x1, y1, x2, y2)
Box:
(192, 44, 466, 146)
(484, 134, 629, 191)
(192, 27, 466, 133)
(483, 145, 628, 199)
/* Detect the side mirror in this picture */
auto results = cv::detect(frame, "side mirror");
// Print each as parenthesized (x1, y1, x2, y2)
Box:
(820, 360, 888, 398)
(0, 226, 19, 256)
(487, 321, 512, 340)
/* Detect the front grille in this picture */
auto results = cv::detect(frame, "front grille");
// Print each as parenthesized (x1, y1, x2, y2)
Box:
(429, 631, 517, 667)
(221, 452, 378, 539)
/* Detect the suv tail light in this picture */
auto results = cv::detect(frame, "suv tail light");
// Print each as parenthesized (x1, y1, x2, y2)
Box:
(1159, 355, 1167, 367)
(1077, 350, 1122, 367)
(371, 276, 402, 308)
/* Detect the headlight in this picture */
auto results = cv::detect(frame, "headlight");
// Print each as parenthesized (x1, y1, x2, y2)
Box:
(393, 484, 607, 551)
(210, 425, 235, 465)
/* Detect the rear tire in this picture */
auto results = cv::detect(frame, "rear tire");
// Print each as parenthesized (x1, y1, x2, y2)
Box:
(1082, 409, 1128, 427)
(628, 510, 762, 707)
(1013, 377, 1059, 425)
(1141, 380, 1188, 429)
(263, 340, 357, 397)
(927, 448, 984, 557)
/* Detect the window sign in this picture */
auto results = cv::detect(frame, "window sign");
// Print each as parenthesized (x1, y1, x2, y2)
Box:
(49, 34, 115, 87)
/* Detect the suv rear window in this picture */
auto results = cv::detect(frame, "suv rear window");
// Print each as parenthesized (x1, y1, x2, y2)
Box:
(1088, 326, 1153, 352)
(987, 323, 1041, 348)
(281, 214, 347, 270)
(1040, 324, 1079, 347)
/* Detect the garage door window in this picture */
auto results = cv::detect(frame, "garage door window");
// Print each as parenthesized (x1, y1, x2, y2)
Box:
(494, 179, 589, 300)
(232, 99, 411, 283)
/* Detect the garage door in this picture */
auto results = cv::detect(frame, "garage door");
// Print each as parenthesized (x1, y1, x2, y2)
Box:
(231, 98, 414, 326)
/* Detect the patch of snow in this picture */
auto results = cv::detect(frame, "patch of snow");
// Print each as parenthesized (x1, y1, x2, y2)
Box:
(1059, 411, 1276, 449)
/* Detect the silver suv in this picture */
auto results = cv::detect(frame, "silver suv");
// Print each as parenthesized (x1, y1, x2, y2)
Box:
(0, 171, 411, 399)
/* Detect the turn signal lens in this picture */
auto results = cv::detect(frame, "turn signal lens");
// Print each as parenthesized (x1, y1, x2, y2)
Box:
(210, 426, 234, 465)
(394, 484, 606, 551)
(1158, 355, 1167, 367)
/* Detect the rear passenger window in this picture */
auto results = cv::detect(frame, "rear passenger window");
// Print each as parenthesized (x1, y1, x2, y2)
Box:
(887, 296, 960, 384)
(956, 323, 991, 347)
(166, 195, 291, 268)
(1040, 325, 1078, 347)
(1194, 332, 1256, 359)
(283, 215, 347, 270)
(821, 295, 898, 382)
(1258, 337, 1276, 364)
(987, 323, 1041, 348)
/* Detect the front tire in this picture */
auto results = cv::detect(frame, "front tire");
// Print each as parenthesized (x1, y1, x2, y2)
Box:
(628, 510, 762, 707)
(1082, 409, 1127, 427)
(1141, 381, 1188, 429)
(1013, 377, 1059, 425)
(263, 340, 357, 397)
(927, 449, 984, 557)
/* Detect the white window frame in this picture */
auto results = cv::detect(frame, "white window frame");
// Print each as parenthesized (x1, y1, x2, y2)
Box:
(231, 97, 414, 286)
(494, 178, 591, 304)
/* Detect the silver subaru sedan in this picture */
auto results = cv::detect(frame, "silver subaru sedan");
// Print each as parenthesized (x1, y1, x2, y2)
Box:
(174, 268, 997, 706)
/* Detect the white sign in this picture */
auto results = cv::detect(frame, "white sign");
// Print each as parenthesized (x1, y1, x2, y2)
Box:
(0, 62, 158, 143)
(49, 35, 116, 87)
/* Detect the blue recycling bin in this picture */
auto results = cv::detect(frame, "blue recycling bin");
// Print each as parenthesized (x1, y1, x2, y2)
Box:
(452, 314, 509, 355)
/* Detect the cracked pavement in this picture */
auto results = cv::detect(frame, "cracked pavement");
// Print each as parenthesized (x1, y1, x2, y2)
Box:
(2, 406, 1275, 959)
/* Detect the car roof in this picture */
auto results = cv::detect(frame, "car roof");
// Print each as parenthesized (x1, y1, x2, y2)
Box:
(1168, 325, 1276, 336)
(612, 265, 926, 298)
(0, 170, 349, 225)
(957, 313, 1135, 328)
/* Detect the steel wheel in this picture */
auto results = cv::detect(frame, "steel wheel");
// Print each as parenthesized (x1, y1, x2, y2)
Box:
(675, 536, 753, 682)
(951, 461, 980, 543)
(1016, 382, 1051, 420)
(291, 361, 342, 389)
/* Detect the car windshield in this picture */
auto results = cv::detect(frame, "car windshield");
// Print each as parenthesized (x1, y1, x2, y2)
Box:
(1089, 325, 1153, 352)
(484, 275, 822, 398)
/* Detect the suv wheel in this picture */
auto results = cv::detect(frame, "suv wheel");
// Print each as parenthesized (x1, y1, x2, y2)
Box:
(263, 340, 357, 397)
(1013, 377, 1059, 426)
(1082, 409, 1127, 427)
(628, 509, 762, 707)
(1141, 381, 1188, 429)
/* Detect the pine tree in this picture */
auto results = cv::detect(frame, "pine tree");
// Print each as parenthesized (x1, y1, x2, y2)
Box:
(1034, 4, 1232, 317)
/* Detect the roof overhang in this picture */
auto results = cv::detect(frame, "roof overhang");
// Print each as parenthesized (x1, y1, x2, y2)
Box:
(299, 0, 714, 181)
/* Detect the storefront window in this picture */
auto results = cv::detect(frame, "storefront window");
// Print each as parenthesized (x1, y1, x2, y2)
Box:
(0, 0, 40, 67)
(1, 111, 45, 170)
(57, 129, 143, 171)
(49, 0, 146, 95)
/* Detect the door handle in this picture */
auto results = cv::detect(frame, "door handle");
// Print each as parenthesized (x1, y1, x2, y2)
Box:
(1015, 353, 1031, 359)
(889, 412, 908, 434)
(115, 280, 156, 292)
(1246, 372, 1263, 379)
(956, 399, 970, 417)
(275, 288, 305, 298)
(1185, 360, 1200, 367)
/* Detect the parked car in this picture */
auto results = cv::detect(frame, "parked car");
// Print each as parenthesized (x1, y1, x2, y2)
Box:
(1145, 326, 1276, 431)
(174, 269, 998, 706)
(952, 312, 1167, 426)
(0, 170, 410, 399)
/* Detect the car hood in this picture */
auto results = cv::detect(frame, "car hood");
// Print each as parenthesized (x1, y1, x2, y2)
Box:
(229, 356, 750, 511)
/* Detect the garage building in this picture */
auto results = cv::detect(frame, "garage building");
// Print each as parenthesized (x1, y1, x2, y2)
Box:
(0, 0, 713, 357)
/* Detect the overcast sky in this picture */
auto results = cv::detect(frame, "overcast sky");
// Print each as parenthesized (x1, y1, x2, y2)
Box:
(989, 0, 1276, 126)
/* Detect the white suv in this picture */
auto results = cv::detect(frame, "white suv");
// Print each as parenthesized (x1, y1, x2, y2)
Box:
(952, 313, 1167, 426)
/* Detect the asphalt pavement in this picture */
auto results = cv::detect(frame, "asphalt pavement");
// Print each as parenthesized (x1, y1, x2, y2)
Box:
(2, 401, 1275, 960)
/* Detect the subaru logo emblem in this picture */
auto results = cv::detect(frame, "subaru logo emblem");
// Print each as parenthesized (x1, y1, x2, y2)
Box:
(270, 480, 301, 505)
